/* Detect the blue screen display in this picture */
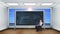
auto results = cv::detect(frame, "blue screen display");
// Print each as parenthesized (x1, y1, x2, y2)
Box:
(9, 9, 15, 23)
(44, 9, 50, 23)
(9, 8, 50, 26)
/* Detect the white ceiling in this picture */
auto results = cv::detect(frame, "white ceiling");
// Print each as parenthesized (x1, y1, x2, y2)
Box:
(0, 0, 60, 4)
(0, 0, 55, 3)
(0, 0, 60, 7)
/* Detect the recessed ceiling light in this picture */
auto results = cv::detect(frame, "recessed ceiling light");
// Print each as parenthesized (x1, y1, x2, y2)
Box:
(41, 3, 53, 6)
(7, 3, 18, 6)
(24, 3, 36, 6)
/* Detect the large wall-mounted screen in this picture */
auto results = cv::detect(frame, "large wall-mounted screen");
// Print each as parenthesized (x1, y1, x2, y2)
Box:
(16, 11, 43, 25)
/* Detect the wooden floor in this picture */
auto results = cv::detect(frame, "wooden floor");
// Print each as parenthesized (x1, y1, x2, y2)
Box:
(0, 28, 60, 34)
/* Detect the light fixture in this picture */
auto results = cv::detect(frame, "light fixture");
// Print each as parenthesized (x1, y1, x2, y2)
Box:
(41, 3, 53, 6)
(24, 3, 36, 6)
(7, 3, 18, 6)
(27, 8, 32, 11)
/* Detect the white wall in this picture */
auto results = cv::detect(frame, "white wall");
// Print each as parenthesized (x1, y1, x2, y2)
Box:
(51, 4, 60, 31)
(0, 2, 8, 31)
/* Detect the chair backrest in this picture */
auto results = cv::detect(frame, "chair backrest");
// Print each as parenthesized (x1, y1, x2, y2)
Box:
(37, 20, 43, 26)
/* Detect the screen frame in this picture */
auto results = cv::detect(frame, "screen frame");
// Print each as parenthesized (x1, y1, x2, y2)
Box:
(14, 9, 45, 28)
(16, 11, 44, 25)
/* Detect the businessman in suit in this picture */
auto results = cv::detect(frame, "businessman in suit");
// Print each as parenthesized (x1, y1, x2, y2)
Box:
(35, 20, 43, 31)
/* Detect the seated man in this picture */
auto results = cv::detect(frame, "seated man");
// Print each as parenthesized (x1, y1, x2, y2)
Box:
(35, 20, 43, 31)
